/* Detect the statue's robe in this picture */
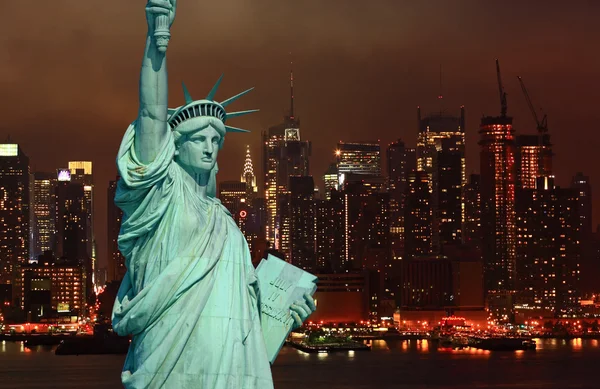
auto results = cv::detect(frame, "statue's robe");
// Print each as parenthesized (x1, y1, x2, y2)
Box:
(112, 124, 273, 388)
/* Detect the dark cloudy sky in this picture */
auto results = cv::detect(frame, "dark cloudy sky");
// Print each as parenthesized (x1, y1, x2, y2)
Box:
(2, 0, 599, 269)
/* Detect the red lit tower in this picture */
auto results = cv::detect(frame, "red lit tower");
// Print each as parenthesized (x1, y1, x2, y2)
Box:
(479, 60, 517, 320)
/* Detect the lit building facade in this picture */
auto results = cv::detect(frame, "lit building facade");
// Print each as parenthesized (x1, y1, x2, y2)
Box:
(404, 171, 433, 259)
(336, 142, 381, 182)
(571, 172, 594, 295)
(32, 172, 56, 258)
(218, 181, 247, 216)
(55, 179, 90, 300)
(462, 174, 481, 249)
(107, 178, 125, 282)
(289, 176, 316, 271)
(322, 163, 338, 201)
(68, 162, 95, 292)
(20, 252, 85, 316)
(340, 175, 389, 269)
(241, 145, 257, 200)
(516, 177, 580, 317)
(0, 143, 30, 303)
(416, 107, 466, 253)
(515, 134, 552, 190)
(387, 140, 416, 260)
(479, 115, 517, 318)
(315, 191, 345, 272)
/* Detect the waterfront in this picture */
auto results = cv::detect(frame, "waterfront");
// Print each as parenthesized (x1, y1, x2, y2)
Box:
(0, 338, 598, 388)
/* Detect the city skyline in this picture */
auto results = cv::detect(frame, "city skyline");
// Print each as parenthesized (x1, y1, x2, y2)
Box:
(2, 1, 599, 271)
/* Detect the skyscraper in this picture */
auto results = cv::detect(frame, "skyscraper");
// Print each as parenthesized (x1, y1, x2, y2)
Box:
(322, 163, 339, 201)
(571, 172, 593, 295)
(515, 134, 553, 190)
(416, 106, 466, 253)
(341, 174, 390, 270)
(516, 177, 580, 317)
(262, 67, 310, 251)
(241, 145, 257, 201)
(289, 176, 316, 271)
(315, 190, 345, 272)
(0, 143, 30, 305)
(336, 142, 381, 181)
(479, 113, 517, 318)
(404, 171, 433, 259)
(107, 178, 125, 282)
(437, 137, 464, 247)
(68, 162, 94, 290)
(218, 181, 248, 216)
(387, 140, 416, 260)
(463, 174, 481, 249)
(31, 172, 57, 258)
(55, 177, 90, 299)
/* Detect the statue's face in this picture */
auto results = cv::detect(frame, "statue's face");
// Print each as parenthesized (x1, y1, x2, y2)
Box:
(176, 125, 221, 174)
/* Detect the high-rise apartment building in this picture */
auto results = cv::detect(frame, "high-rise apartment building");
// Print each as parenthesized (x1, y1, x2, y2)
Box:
(516, 177, 580, 317)
(68, 162, 94, 292)
(404, 171, 433, 259)
(316, 190, 345, 272)
(571, 172, 593, 295)
(218, 181, 248, 216)
(289, 176, 316, 271)
(55, 179, 90, 299)
(416, 107, 466, 253)
(336, 142, 381, 182)
(463, 174, 482, 249)
(387, 140, 416, 260)
(322, 163, 339, 201)
(515, 134, 553, 190)
(479, 114, 517, 318)
(107, 178, 125, 282)
(31, 172, 56, 258)
(0, 143, 30, 301)
(20, 251, 85, 316)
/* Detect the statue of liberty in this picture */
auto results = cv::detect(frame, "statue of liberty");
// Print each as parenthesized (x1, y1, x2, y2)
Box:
(111, 1, 316, 387)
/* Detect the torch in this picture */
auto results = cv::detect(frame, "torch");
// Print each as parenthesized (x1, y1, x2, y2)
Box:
(154, 14, 171, 53)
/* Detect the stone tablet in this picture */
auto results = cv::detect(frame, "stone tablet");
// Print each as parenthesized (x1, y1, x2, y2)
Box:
(256, 254, 318, 363)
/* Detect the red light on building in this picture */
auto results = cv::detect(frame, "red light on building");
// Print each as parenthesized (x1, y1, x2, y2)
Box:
(239, 210, 247, 218)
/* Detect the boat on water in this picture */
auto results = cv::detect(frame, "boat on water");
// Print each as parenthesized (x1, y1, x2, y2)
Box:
(468, 336, 536, 351)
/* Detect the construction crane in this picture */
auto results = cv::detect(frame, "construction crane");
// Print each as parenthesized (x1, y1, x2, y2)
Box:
(517, 75, 549, 178)
(496, 59, 508, 117)
(517, 76, 548, 135)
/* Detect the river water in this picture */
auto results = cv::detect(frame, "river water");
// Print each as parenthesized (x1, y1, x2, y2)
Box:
(0, 338, 598, 388)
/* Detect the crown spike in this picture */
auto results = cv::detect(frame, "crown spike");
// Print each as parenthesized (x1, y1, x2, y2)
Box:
(225, 125, 251, 133)
(220, 87, 254, 107)
(182, 83, 193, 104)
(225, 109, 259, 120)
(206, 74, 224, 101)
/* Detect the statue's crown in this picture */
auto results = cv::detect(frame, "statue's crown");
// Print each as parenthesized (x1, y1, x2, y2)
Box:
(167, 74, 258, 133)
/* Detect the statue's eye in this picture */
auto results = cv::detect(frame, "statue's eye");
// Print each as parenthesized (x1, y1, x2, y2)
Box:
(212, 137, 220, 144)
(197, 136, 206, 142)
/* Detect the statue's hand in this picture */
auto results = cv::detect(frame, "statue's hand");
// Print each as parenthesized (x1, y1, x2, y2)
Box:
(145, 0, 177, 31)
(290, 293, 316, 330)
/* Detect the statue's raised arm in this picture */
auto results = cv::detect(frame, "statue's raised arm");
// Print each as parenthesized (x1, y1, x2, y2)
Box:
(136, 0, 177, 164)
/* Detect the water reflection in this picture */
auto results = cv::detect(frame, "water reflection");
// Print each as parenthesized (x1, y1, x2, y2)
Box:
(572, 338, 582, 351)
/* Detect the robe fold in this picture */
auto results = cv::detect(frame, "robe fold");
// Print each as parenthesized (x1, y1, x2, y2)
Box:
(112, 123, 274, 389)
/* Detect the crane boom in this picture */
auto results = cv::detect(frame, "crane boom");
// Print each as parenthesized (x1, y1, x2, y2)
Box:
(517, 75, 549, 179)
(496, 59, 507, 117)
(517, 76, 548, 134)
